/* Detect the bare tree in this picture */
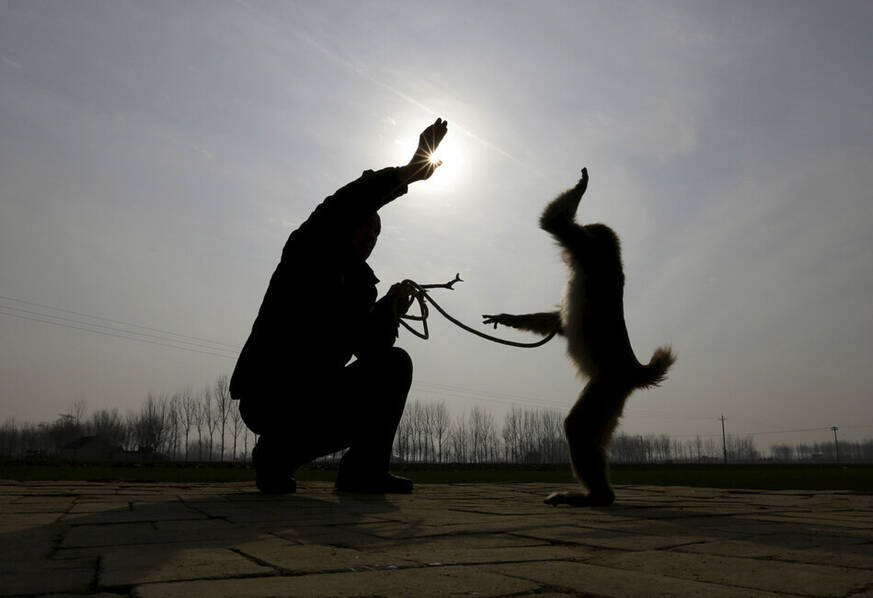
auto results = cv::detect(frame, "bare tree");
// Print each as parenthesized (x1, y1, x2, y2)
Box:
(727, 435, 759, 462)
(0, 418, 20, 457)
(71, 399, 87, 427)
(539, 410, 565, 463)
(503, 408, 520, 463)
(243, 426, 252, 464)
(88, 409, 126, 447)
(430, 402, 450, 464)
(771, 444, 794, 462)
(230, 402, 244, 462)
(133, 394, 169, 455)
(395, 405, 413, 462)
(694, 435, 704, 463)
(469, 406, 497, 463)
(202, 387, 217, 461)
(50, 414, 82, 452)
(214, 374, 232, 461)
(166, 394, 180, 459)
(193, 392, 206, 460)
(450, 413, 469, 463)
(423, 403, 438, 462)
(419, 402, 433, 462)
(180, 389, 196, 460)
(407, 401, 423, 462)
(524, 409, 541, 463)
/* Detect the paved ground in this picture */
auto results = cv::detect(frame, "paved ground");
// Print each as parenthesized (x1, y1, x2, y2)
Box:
(1, 480, 872, 597)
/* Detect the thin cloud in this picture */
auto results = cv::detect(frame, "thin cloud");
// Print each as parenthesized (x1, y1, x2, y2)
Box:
(255, 9, 544, 178)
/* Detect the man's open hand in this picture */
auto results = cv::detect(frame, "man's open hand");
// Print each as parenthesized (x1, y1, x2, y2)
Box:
(404, 118, 448, 182)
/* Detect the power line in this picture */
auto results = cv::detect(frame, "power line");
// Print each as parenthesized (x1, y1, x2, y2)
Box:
(744, 426, 834, 436)
(0, 307, 238, 360)
(0, 304, 240, 354)
(0, 294, 240, 350)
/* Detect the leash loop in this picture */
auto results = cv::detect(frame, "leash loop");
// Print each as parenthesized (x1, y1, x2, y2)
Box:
(397, 274, 558, 348)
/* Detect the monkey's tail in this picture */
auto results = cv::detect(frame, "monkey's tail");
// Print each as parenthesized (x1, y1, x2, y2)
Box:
(635, 346, 677, 389)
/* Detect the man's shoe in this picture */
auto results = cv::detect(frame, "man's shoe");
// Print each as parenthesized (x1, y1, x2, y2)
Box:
(335, 472, 413, 494)
(256, 472, 297, 494)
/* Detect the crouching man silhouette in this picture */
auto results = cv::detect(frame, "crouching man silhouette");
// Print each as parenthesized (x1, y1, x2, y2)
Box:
(231, 119, 448, 494)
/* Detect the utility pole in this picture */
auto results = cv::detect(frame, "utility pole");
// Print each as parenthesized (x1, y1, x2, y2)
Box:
(832, 426, 840, 464)
(721, 415, 728, 464)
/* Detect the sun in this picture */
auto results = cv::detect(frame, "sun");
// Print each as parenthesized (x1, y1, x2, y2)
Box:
(422, 134, 473, 195)
(384, 119, 471, 194)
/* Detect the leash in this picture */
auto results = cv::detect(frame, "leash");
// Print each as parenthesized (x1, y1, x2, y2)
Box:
(398, 274, 558, 348)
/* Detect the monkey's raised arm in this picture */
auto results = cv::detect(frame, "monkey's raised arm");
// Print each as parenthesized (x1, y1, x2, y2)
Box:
(482, 312, 563, 336)
(539, 168, 588, 236)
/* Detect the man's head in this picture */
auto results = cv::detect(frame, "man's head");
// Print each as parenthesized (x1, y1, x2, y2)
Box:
(347, 212, 381, 261)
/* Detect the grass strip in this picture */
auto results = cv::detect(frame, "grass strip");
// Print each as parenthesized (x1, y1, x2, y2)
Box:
(1, 461, 871, 491)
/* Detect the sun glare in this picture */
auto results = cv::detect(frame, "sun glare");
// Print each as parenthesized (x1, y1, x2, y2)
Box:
(386, 119, 471, 194)
(422, 133, 469, 193)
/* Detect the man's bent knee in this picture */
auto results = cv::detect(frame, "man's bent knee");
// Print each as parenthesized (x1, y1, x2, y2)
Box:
(377, 347, 412, 395)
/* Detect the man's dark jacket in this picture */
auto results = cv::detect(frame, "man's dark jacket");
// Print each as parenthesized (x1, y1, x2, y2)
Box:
(230, 167, 409, 403)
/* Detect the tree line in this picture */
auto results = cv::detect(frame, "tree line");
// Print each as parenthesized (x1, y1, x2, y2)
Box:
(2, 374, 870, 464)
(0, 375, 251, 462)
(769, 440, 873, 463)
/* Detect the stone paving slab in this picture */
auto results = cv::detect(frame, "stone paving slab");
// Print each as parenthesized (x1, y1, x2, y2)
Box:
(0, 480, 872, 597)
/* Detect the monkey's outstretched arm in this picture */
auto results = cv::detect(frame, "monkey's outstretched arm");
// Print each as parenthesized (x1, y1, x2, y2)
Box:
(482, 312, 563, 336)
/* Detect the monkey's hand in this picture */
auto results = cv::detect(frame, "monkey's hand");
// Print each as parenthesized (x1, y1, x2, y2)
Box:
(482, 313, 521, 330)
(575, 167, 589, 194)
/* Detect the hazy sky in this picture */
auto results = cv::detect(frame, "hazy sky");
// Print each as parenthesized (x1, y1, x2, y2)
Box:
(2, 1, 872, 450)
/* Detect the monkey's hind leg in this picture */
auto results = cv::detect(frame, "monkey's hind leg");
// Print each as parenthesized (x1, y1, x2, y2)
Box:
(545, 379, 627, 507)
(544, 442, 614, 507)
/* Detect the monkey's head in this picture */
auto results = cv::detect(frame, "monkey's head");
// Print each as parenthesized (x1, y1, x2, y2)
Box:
(346, 212, 381, 261)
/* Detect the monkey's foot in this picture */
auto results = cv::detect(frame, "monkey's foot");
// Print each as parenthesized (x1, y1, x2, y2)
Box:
(544, 490, 615, 507)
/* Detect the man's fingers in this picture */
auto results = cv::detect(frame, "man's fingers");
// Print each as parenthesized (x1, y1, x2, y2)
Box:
(420, 118, 448, 149)
(434, 119, 448, 146)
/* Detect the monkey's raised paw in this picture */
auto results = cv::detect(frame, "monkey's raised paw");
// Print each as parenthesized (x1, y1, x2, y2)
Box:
(576, 167, 589, 192)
